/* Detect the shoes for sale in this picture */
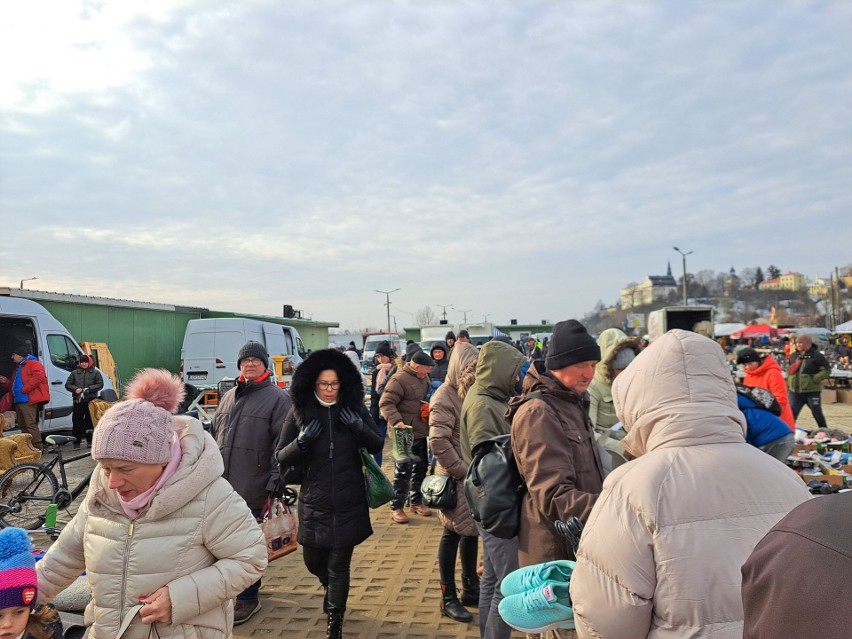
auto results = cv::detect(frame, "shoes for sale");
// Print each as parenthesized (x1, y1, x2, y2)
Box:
(500, 560, 575, 597)
(498, 583, 575, 634)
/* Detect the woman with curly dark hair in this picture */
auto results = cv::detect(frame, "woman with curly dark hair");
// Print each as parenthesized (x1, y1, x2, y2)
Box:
(275, 349, 384, 639)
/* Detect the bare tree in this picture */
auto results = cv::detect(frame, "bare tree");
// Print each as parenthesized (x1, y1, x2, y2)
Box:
(415, 305, 438, 326)
(694, 269, 717, 287)
(740, 267, 757, 287)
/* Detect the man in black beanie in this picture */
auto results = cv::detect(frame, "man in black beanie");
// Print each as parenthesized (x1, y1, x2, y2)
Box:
(506, 319, 606, 574)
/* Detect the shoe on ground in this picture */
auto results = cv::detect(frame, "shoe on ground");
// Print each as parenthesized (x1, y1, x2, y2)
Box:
(72, 443, 80, 451)
(411, 504, 432, 517)
(390, 509, 409, 524)
(498, 583, 575, 634)
(233, 600, 261, 626)
(500, 559, 575, 597)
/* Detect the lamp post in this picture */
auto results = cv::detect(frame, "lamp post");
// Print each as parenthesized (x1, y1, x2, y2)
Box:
(375, 288, 400, 333)
(453, 308, 472, 324)
(436, 303, 453, 323)
(20, 277, 38, 289)
(672, 247, 693, 306)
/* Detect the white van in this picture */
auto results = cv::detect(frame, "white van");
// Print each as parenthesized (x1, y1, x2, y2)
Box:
(0, 297, 117, 433)
(180, 318, 306, 390)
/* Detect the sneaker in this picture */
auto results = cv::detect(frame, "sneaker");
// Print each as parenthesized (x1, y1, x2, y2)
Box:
(390, 509, 409, 524)
(500, 559, 575, 597)
(233, 600, 261, 626)
(411, 504, 432, 517)
(498, 583, 575, 634)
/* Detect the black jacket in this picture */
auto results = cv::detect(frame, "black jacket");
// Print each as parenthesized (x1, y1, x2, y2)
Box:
(276, 349, 384, 549)
(429, 342, 450, 384)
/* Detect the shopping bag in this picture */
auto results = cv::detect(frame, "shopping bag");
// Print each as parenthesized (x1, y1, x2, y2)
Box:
(360, 448, 395, 508)
(260, 497, 298, 561)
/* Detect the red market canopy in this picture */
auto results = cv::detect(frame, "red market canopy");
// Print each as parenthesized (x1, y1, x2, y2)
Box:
(730, 324, 778, 340)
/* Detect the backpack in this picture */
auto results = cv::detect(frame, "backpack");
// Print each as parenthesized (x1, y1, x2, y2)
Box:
(464, 434, 525, 539)
(736, 384, 782, 416)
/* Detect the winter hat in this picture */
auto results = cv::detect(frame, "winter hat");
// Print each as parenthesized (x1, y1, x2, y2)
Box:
(545, 320, 601, 371)
(92, 369, 184, 465)
(445, 331, 456, 341)
(374, 341, 394, 359)
(237, 341, 269, 369)
(412, 351, 436, 367)
(736, 347, 762, 365)
(0, 527, 38, 610)
(13, 345, 31, 357)
(458, 330, 470, 340)
(78, 353, 92, 367)
(610, 348, 637, 371)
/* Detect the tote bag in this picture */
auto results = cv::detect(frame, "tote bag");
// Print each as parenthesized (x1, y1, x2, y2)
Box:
(360, 449, 395, 508)
(260, 496, 298, 561)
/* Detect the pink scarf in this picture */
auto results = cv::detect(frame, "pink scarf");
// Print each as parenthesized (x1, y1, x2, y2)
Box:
(375, 362, 393, 390)
(117, 432, 183, 519)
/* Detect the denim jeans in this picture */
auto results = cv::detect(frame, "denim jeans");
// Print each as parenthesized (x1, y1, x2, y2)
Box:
(373, 417, 388, 466)
(237, 507, 263, 603)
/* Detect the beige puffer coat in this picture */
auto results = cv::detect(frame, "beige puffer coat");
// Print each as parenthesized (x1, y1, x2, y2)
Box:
(428, 342, 479, 537)
(36, 417, 267, 639)
(570, 330, 810, 639)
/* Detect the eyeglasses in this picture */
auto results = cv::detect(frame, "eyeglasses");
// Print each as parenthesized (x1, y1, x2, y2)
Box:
(316, 381, 341, 390)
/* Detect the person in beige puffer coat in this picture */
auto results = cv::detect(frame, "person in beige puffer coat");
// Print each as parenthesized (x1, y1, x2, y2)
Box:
(36, 369, 267, 639)
(570, 330, 810, 639)
(428, 342, 480, 624)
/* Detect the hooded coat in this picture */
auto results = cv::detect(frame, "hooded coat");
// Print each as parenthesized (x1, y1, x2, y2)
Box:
(429, 341, 450, 384)
(570, 330, 811, 639)
(36, 418, 267, 639)
(743, 354, 794, 428)
(276, 349, 384, 549)
(507, 362, 605, 566)
(428, 342, 480, 537)
(459, 340, 525, 465)
(379, 363, 430, 438)
(588, 329, 641, 432)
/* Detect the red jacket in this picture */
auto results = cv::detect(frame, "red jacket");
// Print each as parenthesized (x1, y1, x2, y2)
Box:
(744, 355, 794, 429)
(3, 357, 51, 405)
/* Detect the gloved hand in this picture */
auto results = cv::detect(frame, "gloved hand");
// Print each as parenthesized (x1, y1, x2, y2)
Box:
(297, 419, 323, 451)
(339, 407, 365, 436)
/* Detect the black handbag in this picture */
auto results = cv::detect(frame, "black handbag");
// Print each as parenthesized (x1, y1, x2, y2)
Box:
(420, 474, 457, 510)
(464, 434, 525, 539)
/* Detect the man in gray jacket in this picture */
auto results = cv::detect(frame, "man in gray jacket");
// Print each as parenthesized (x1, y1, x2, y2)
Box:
(212, 340, 292, 624)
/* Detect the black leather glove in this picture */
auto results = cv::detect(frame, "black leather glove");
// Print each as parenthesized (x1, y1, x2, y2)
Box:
(296, 419, 323, 451)
(339, 407, 365, 433)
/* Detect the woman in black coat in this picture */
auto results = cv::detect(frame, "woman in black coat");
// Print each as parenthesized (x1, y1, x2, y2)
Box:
(276, 348, 384, 639)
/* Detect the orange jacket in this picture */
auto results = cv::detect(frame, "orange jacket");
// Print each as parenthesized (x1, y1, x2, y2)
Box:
(744, 355, 794, 429)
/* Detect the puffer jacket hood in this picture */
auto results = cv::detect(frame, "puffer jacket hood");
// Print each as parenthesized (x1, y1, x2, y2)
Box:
(593, 328, 641, 385)
(614, 329, 746, 458)
(473, 340, 525, 402)
(430, 341, 449, 360)
(290, 348, 365, 413)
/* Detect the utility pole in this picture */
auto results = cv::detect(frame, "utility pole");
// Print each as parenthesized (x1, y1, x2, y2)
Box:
(453, 307, 472, 324)
(672, 247, 693, 306)
(436, 303, 453, 322)
(20, 276, 38, 289)
(375, 288, 400, 333)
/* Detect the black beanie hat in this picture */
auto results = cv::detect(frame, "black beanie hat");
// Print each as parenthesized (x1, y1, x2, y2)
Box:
(736, 347, 762, 365)
(445, 331, 456, 341)
(545, 320, 600, 371)
(374, 341, 394, 359)
(458, 330, 470, 339)
(412, 351, 435, 367)
(13, 345, 31, 357)
(237, 340, 269, 369)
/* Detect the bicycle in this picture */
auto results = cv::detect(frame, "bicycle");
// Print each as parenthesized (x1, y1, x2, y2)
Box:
(0, 434, 93, 533)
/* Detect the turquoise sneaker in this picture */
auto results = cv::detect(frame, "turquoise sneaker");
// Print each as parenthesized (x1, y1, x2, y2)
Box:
(498, 582, 575, 633)
(500, 559, 575, 597)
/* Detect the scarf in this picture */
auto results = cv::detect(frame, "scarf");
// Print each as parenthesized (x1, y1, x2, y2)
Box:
(375, 362, 393, 391)
(117, 431, 183, 519)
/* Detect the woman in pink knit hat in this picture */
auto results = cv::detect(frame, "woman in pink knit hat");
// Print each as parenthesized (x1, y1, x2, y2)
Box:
(35, 368, 267, 639)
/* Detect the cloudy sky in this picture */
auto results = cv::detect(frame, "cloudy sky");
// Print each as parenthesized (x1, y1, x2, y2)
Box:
(1, 1, 850, 332)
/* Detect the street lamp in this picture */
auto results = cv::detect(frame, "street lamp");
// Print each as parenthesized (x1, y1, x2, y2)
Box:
(453, 307, 472, 324)
(436, 303, 453, 323)
(20, 276, 38, 289)
(375, 288, 400, 333)
(672, 247, 693, 306)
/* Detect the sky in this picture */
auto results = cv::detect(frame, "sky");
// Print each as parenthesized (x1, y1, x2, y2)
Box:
(1, 1, 850, 333)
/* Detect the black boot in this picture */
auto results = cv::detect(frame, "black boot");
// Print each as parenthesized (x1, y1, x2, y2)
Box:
(440, 583, 473, 623)
(326, 606, 345, 639)
(460, 575, 480, 607)
(322, 584, 329, 614)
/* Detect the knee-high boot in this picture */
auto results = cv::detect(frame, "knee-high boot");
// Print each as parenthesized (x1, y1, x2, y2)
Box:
(327, 606, 345, 639)
(390, 427, 408, 463)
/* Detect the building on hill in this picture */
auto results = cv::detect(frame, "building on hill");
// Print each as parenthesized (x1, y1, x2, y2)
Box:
(621, 263, 678, 309)
(758, 272, 806, 292)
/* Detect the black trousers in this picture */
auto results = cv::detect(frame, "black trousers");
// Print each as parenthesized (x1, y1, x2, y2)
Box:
(302, 543, 355, 611)
(790, 391, 829, 430)
(438, 528, 478, 586)
(390, 436, 428, 510)
(72, 401, 94, 445)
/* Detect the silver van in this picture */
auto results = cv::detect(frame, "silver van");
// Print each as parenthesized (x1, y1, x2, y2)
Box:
(0, 297, 117, 432)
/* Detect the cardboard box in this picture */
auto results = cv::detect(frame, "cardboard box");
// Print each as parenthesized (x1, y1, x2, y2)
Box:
(793, 443, 818, 453)
(837, 389, 852, 404)
(822, 389, 837, 404)
(799, 473, 848, 488)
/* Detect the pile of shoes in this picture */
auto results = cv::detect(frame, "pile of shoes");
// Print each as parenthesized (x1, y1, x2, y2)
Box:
(498, 560, 576, 634)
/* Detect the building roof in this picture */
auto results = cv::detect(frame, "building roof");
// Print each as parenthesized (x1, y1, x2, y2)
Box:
(647, 275, 676, 286)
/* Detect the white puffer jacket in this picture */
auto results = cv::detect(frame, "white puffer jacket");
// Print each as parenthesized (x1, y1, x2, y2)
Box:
(37, 417, 267, 639)
(570, 330, 810, 639)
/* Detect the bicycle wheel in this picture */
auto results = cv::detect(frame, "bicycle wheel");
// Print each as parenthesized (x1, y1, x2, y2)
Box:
(0, 463, 59, 530)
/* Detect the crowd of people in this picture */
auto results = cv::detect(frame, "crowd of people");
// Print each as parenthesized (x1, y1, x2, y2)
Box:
(3, 321, 850, 639)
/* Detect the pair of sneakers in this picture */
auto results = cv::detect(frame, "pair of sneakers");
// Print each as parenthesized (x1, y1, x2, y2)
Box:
(498, 560, 576, 634)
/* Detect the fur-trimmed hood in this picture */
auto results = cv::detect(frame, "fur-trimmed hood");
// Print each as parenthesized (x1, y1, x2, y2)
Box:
(594, 328, 642, 385)
(290, 348, 364, 414)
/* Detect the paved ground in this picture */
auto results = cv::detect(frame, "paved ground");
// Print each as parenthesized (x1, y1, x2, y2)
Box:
(26, 399, 852, 639)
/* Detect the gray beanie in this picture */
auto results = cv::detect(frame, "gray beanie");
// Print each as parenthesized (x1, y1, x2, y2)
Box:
(545, 320, 600, 371)
(610, 348, 637, 371)
(237, 341, 269, 369)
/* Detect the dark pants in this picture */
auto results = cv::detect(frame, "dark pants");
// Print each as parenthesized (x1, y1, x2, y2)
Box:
(438, 528, 478, 586)
(390, 436, 428, 510)
(790, 391, 829, 430)
(237, 507, 263, 603)
(373, 417, 388, 466)
(476, 522, 518, 639)
(72, 401, 94, 445)
(302, 543, 355, 611)
(14, 403, 41, 449)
